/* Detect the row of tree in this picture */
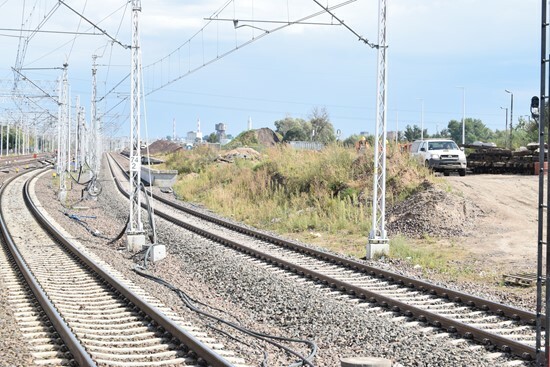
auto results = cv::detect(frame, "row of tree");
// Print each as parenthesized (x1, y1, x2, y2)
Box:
(271, 107, 541, 149)
(191, 106, 542, 149)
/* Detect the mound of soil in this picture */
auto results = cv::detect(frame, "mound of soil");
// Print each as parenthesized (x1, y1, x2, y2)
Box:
(255, 128, 280, 146)
(386, 181, 484, 238)
(143, 140, 183, 155)
(227, 128, 281, 149)
(219, 148, 261, 162)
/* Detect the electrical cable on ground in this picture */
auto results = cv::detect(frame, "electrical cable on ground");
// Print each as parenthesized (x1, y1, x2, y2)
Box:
(133, 266, 318, 367)
(107, 214, 130, 245)
(63, 211, 114, 240)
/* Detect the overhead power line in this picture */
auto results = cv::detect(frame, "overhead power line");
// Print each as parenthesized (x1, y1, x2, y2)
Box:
(11, 67, 60, 105)
(143, 0, 358, 96)
(311, 0, 377, 48)
(0, 28, 101, 35)
(58, 0, 130, 49)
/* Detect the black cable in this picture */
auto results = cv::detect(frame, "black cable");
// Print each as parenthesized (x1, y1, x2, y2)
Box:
(107, 215, 129, 245)
(134, 267, 317, 367)
(63, 212, 114, 240)
(204, 323, 269, 367)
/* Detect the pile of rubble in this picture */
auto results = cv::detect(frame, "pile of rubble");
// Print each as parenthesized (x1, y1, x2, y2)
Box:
(386, 181, 484, 238)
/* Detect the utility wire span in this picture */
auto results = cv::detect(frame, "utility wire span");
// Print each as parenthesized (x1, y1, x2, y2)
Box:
(11, 67, 60, 106)
(57, 0, 130, 50)
(0, 28, 100, 35)
(97, 73, 130, 102)
(311, 0, 377, 48)
(144, 0, 357, 96)
(204, 17, 340, 26)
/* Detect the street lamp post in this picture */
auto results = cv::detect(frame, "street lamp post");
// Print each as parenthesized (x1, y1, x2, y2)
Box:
(456, 86, 465, 145)
(500, 107, 508, 148)
(417, 98, 424, 140)
(505, 89, 513, 149)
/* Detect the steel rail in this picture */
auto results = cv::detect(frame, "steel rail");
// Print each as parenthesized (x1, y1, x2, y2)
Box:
(108, 153, 540, 360)
(111, 153, 537, 323)
(23, 168, 236, 367)
(0, 167, 98, 367)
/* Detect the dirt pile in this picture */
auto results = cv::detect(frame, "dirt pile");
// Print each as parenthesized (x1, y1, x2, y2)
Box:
(143, 140, 183, 155)
(386, 181, 485, 238)
(219, 147, 261, 162)
(226, 128, 281, 149)
(255, 128, 280, 146)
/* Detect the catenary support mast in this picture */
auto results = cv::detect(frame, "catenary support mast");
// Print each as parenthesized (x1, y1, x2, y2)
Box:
(367, 0, 389, 258)
(127, 0, 145, 249)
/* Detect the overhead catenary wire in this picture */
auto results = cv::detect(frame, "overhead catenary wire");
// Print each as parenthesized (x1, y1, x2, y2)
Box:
(57, 0, 130, 50)
(143, 0, 357, 96)
(0, 28, 101, 36)
(311, 0, 377, 48)
(25, 2, 131, 67)
(67, 0, 89, 59)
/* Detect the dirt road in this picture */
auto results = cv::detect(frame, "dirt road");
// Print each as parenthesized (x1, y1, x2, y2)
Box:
(445, 174, 541, 276)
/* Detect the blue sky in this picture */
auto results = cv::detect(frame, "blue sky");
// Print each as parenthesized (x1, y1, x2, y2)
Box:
(0, 0, 541, 142)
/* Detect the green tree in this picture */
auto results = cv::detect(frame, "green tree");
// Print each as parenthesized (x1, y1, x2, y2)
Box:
(274, 116, 307, 138)
(403, 124, 428, 141)
(512, 116, 539, 148)
(284, 126, 308, 141)
(309, 106, 336, 144)
(205, 132, 219, 143)
(442, 118, 494, 145)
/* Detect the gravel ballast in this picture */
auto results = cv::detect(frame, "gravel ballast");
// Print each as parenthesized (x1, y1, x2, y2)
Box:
(14, 159, 534, 367)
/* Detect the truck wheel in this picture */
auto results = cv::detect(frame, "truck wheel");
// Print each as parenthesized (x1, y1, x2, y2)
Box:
(459, 169, 466, 177)
(443, 171, 450, 176)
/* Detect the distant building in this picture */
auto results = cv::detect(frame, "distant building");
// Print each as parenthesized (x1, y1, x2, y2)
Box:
(185, 118, 203, 146)
(215, 123, 227, 141)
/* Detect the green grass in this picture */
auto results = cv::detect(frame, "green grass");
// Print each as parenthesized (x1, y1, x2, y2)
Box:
(165, 143, 470, 275)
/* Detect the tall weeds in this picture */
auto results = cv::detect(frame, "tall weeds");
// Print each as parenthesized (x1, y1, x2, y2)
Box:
(169, 144, 431, 244)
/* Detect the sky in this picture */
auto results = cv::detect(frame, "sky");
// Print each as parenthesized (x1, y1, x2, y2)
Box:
(0, 0, 542, 142)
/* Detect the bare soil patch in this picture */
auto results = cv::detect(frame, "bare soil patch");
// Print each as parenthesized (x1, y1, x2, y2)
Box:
(385, 173, 541, 308)
(388, 174, 539, 278)
(443, 174, 540, 276)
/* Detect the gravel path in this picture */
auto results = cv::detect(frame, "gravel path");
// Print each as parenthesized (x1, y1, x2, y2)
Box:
(17, 158, 534, 367)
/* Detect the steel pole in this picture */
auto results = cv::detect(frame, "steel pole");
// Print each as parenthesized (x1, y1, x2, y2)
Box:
(538, 0, 548, 365)
(462, 88, 465, 145)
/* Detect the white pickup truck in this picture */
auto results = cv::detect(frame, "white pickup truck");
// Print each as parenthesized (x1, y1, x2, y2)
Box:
(410, 139, 467, 176)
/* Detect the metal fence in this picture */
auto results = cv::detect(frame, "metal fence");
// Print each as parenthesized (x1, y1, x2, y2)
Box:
(289, 141, 324, 151)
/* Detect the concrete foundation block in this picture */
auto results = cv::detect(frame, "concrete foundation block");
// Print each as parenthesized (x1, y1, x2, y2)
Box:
(58, 190, 67, 202)
(366, 242, 389, 259)
(341, 357, 392, 367)
(127, 232, 146, 252)
(146, 244, 166, 262)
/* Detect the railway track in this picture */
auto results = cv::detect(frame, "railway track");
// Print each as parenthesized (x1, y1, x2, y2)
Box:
(0, 153, 50, 171)
(108, 152, 543, 362)
(0, 167, 249, 366)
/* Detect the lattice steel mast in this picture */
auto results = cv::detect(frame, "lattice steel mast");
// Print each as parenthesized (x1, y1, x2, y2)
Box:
(127, 0, 145, 248)
(90, 55, 99, 177)
(57, 63, 69, 200)
(367, 0, 389, 258)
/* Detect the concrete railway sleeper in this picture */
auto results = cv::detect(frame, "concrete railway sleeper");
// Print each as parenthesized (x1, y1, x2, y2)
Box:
(108, 152, 542, 362)
(0, 167, 242, 366)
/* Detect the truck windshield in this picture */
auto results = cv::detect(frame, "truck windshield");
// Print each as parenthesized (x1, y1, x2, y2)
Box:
(428, 141, 457, 150)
